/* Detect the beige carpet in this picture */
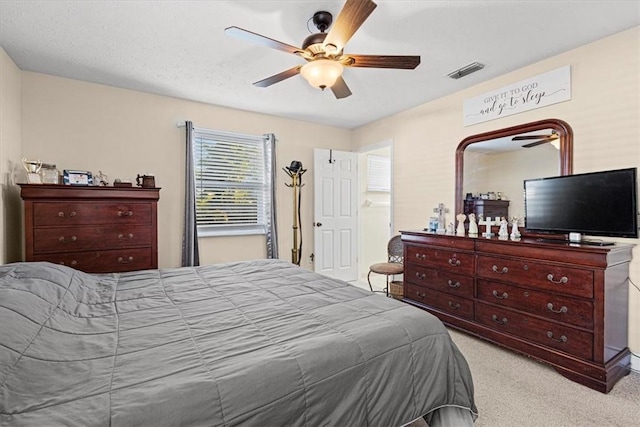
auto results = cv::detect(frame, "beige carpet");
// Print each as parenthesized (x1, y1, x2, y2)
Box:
(410, 328, 640, 426)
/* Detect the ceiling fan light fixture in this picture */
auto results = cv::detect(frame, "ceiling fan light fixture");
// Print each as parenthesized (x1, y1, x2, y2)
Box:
(300, 59, 343, 90)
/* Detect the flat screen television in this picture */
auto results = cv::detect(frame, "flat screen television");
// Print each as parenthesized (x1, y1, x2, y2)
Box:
(524, 167, 638, 243)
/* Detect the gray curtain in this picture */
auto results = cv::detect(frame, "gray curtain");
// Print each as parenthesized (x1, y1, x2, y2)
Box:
(264, 133, 279, 259)
(182, 121, 200, 266)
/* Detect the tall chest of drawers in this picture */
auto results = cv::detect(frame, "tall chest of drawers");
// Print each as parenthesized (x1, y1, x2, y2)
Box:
(20, 184, 160, 273)
(401, 231, 633, 393)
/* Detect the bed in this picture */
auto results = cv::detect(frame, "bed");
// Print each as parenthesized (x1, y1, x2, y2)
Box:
(0, 259, 476, 426)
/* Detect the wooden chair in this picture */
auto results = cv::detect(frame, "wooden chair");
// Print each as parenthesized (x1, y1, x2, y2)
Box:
(367, 235, 404, 296)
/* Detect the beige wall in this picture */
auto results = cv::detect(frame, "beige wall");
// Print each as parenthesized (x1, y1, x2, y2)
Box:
(352, 27, 640, 353)
(19, 73, 352, 268)
(0, 47, 23, 263)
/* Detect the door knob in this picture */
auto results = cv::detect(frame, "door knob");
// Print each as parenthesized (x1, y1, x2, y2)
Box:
(314, 222, 323, 227)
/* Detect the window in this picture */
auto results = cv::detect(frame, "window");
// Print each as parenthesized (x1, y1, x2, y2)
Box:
(367, 154, 391, 192)
(193, 128, 273, 236)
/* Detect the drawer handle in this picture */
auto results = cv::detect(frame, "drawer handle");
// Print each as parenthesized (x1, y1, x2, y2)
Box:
(415, 291, 426, 299)
(448, 280, 461, 288)
(118, 210, 134, 217)
(492, 290, 508, 299)
(415, 253, 426, 260)
(448, 258, 461, 266)
(547, 303, 568, 314)
(546, 331, 568, 343)
(118, 256, 134, 264)
(60, 260, 77, 267)
(58, 211, 77, 218)
(448, 301, 460, 310)
(492, 314, 508, 325)
(118, 233, 134, 240)
(415, 272, 426, 280)
(547, 274, 568, 284)
(58, 236, 77, 243)
(492, 265, 508, 274)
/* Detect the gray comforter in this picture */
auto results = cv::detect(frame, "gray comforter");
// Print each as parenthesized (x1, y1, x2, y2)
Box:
(0, 260, 476, 426)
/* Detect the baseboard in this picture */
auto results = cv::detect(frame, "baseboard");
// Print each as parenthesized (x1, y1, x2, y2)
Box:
(631, 352, 640, 373)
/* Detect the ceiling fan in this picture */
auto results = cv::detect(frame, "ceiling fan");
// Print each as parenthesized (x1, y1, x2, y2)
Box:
(512, 130, 559, 148)
(224, 0, 420, 99)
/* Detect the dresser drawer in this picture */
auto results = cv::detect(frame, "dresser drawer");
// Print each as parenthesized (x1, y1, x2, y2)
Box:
(476, 255, 594, 298)
(402, 234, 475, 250)
(406, 244, 474, 275)
(475, 302, 593, 360)
(33, 202, 152, 226)
(406, 284, 474, 320)
(33, 225, 153, 252)
(477, 280, 594, 329)
(405, 264, 474, 298)
(33, 247, 153, 273)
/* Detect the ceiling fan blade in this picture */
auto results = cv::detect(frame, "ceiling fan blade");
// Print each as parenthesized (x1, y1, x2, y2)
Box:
(323, 0, 377, 53)
(345, 54, 420, 69)
(225, 26, 302, 55)
(522, 138, 555, 148)
(253, 66, 302, 88)
(513, 134, 556, 141)
(331, 76, 352, 99)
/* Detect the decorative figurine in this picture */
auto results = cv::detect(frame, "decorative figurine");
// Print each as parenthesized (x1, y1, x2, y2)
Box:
(468, 213, 478, 236)
(510, 216, 522, 240)
(22, 158, 43, 184)
(446, 222, 455, 235)
(498, 217, 509, 238)
(480, 216, 495, 238)
(433, 202, 449, 235)
(456, 213, 466, 236)
(94, 170, 109, 186)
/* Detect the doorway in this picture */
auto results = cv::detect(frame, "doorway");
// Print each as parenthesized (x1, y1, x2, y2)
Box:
(356, 140, 393, 291)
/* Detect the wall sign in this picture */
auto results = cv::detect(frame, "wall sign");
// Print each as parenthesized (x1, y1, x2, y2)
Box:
(463, 66, 571, 126)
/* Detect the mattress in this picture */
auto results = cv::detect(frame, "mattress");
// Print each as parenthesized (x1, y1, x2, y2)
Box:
(0, 259, 476, 426)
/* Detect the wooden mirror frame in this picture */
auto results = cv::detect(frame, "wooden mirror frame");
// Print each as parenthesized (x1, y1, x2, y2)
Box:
(454, 118, 573, 218)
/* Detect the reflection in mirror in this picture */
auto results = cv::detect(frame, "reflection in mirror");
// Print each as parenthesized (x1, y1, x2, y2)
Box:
(464, 130, 559, 220)
(455, 119, 573, 225)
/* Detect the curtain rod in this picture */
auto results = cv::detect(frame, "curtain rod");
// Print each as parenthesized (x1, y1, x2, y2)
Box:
(176, 121, 273, 142)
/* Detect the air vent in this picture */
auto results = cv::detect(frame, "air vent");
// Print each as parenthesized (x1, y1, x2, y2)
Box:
(447, 62, 485, 79)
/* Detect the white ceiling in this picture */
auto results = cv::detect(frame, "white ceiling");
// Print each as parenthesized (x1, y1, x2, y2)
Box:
(1, 0, 639, 129)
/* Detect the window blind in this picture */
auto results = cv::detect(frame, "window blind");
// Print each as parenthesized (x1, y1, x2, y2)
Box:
(193, 128, 269, 236)
(367, 154, 391, 192)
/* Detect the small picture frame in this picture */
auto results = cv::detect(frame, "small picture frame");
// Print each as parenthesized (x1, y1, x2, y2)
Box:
(63, 170, 93, 186)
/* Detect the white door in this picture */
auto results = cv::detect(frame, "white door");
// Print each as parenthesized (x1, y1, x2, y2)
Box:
(313, 149, 358, 281)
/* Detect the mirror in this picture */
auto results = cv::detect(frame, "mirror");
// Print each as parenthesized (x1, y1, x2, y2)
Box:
(455, 118, 573, 223)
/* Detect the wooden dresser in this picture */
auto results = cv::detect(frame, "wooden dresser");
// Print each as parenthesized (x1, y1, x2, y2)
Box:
(401, 230, 633, 393)
(20, 184, 160, 273)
